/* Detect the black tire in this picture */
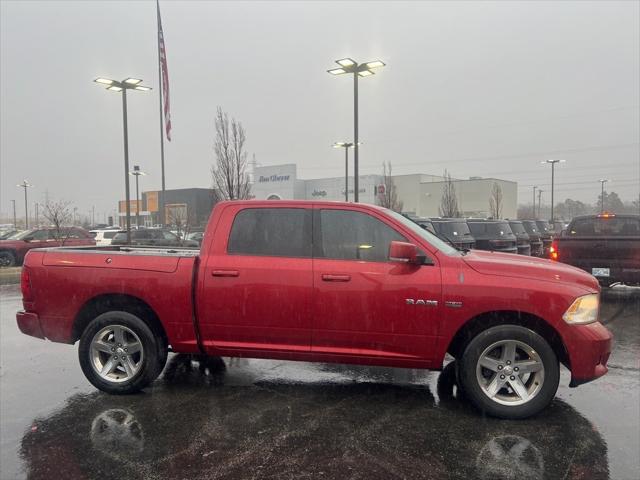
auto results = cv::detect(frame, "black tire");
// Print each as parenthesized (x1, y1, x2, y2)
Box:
(0, 250, 16, 267)
(458, 325, 559, 419)
(78, 311, 165, 394)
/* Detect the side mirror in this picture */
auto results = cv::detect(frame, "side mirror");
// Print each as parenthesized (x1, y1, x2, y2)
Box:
(389, 241, 419, 264)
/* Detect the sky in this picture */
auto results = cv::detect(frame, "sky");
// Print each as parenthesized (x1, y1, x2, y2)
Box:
(1, 0, 639, 222)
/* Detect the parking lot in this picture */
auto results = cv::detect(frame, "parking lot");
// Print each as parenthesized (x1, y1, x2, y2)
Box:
(1, 283, 638, 480)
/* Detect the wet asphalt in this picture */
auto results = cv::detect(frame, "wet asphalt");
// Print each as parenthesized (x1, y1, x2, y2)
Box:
(1, 284, 638, 480)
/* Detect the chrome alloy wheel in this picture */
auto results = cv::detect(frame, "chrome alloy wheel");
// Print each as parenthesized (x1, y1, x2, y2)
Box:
(90, 325, 144, 383)
(475, 339, 545, 406)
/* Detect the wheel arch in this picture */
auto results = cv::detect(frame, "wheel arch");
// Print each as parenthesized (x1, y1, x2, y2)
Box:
(0, 248, 19, 264)
(72, 294, 168, 348)
(446, 310, 570, 368)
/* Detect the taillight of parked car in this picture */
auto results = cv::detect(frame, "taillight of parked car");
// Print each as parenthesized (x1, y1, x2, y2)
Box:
(549, 240, 559, 261)
(21, 266, 33, 302)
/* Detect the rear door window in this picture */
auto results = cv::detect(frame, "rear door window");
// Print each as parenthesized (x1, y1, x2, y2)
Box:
(227, 208, 311, 258)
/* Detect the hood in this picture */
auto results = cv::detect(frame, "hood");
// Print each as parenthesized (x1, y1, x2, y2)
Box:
(462, 250, 599, 292)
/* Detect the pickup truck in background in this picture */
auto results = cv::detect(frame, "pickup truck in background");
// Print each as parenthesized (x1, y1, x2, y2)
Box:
(551, 213, 640, 287)
(17, 201, 612, 419)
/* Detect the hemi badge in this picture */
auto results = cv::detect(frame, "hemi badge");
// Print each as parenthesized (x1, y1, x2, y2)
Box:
(445, 301, 463, 308)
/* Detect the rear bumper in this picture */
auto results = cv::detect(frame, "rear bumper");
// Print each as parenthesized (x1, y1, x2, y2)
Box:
(564, 322, 612, 387)
(16, 311, 45, 339)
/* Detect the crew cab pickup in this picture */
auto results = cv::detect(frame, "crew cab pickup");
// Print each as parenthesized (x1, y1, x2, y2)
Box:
(17, 201, 612, 419)
(551, 213, 640, 287)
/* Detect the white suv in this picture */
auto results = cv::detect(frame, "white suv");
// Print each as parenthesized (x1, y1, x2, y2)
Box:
(90, 229, 125, 246)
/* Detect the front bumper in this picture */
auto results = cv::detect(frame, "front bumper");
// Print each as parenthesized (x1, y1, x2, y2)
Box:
(16, 311, 45, 339)
(565, 321, 612, 387)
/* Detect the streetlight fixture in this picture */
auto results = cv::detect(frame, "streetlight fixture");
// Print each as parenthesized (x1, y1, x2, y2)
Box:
(16, 180, 33, 229)
(541, 159, 565, 222)
(129, 165, 147, 227)
(333, 142, 361, 201)
(94, 77, 152, 243)
(327, 58, 385, 202)
(598, 179, 609, 213)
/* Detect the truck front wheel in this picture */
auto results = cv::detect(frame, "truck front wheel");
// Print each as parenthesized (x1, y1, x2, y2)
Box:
(78, 311, 165, 394)
(458, 325, 560, 419)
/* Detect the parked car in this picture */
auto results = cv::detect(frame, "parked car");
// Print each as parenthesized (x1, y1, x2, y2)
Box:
(0, 227, 95, 267)
(466, 219, 518, 254)
(17, 201, 612, 419)
(551, 213, 640, 286)
(90, 229, 126, 247)
(535, 220, 554, 257)
(186, 230, 205, 246)
(110, 229, 199, 248)
(430, 218, 475, 250)
(522, 220, 544, 257)
(508, 220, 532, 256)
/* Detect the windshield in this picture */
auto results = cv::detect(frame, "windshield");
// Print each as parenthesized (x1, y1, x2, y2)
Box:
(7, 229, 36, 240)
(468, 222, 514, 236)
(509, 222, 526, 234)
(434, 221, 472, 237)
(386, 210, 459, 255)
(536, 221, 551, 232)
(522, 221, 538, 234)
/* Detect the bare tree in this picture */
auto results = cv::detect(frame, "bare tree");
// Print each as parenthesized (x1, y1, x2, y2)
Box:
(489, 182, 503, 219)
(439, 170, 460, 217)
(211, 107, 251, 201)
(377, 162, 404, 212)
(166, 204, 194, 240)
(42, 200, 73, 244)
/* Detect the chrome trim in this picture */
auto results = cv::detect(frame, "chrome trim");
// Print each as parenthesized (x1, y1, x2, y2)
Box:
(445, 301, 463, 308)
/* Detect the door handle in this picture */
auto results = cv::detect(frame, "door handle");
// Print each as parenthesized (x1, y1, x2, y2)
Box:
(322, 274, 351, 282)
(212, 270, 239, 277)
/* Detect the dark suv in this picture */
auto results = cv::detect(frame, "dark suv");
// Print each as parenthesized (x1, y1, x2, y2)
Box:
(522, 220, 544, 257)
(431, 218, 475, 250)
(466, 219, 517, 254)
(111, 229, 199, 248)
(507, 220, 531, 256)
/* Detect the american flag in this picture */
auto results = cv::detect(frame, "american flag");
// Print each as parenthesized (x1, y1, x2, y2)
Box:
(157, 0, 171, 141)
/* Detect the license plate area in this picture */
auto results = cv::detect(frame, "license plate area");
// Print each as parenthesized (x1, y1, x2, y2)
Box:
(592, 268, 610, 277)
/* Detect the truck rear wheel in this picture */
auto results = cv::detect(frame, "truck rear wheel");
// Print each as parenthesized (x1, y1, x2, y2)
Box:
(458, 325, 559, 419)
(78, 311, 165, 394)
(0, 251, 16, 267)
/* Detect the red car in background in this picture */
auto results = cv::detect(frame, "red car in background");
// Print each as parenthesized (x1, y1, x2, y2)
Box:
(0, 227, 95, 267)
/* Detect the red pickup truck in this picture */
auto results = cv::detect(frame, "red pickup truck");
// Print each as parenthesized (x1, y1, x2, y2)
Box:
(17, 201, 612, 419)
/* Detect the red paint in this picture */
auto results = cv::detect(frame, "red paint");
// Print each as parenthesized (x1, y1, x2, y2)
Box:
(17, 201, 612, 387)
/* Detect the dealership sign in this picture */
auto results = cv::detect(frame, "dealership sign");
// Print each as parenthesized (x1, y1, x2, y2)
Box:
(259, 174, 290, 183)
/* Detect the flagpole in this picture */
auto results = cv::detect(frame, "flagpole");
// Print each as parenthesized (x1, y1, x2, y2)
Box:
(156, 0, 166, 226)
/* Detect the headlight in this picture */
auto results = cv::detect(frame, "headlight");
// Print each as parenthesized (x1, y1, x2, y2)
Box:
(562, 294, 599, 325)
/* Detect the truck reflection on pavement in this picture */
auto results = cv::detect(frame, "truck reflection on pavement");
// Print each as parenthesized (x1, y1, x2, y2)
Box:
(20, 356, 608, 480)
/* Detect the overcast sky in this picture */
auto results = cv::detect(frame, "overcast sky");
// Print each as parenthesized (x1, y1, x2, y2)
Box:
(1, 0, 639, 221)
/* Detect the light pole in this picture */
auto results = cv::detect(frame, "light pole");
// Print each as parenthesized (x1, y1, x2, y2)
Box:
(328, 58, 385, 202)
(16, 180, 33, 229)
(532, 185, 537, 218)
(537, 189, 543, 218)
(333, 142, 361, 201)
(598, 179, 608, 213)
(11, 200, 16, 228)
(541, 159, 565, 222)
(94, 77, 152, 243)
(129, 165, 147, 227)
(34, 202, 39, 227)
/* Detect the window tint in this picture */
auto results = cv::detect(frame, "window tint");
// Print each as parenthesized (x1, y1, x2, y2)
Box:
(228, 208, 311, 257)
(569, 217, 640, 236)
(317, 209, 406, 262)
(103, 231, 120, 239)
(29, 230, 48, 241)
(162, 231, 178, 241)
(468, 222, 513, 236)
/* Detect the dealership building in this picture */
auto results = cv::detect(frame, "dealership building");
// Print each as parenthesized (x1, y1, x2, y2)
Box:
(252, 164, 517, 219)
